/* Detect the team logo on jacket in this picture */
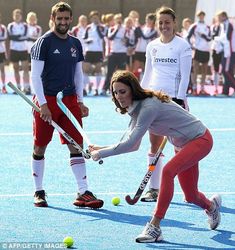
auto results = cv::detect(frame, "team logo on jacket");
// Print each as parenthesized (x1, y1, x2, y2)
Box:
(152, 48, 157, 56)
(71, 47, 77, 57)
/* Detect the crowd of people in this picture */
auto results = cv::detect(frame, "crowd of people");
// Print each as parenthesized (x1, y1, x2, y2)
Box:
(1, 6, 235, 97)
(0, 9, 42, 94)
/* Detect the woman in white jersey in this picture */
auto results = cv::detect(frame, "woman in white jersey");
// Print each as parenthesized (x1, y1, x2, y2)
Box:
(89, 70, 221, 243)
(102, 13, 130, 96)
(70, 15, 89, 95)
(133, 13, 157, 80)
(26, 12, 42, 60)
(140, 6, 192, 202)
(8, 9, 31, 94)
(187, 11, 211, 96)
(26, 11, 42, 94)
(83, 11, 105, 96)
(0, 13, 7, 94)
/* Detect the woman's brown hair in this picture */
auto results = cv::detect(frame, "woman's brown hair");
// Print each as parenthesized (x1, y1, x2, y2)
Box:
(110, 70, 170, 114)
(156, 6, 176, 21)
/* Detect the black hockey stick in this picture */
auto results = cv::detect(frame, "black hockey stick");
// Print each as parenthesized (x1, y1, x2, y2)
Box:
(125, 137, 167, 205)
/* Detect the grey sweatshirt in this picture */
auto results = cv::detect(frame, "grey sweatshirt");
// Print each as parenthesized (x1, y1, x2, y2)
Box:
(98, 97, 207, 159)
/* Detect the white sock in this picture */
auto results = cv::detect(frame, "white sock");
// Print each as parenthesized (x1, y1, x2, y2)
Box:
(31, 157, 45, 191)
(17, 84, 21, 90)
(148, 154, 164, 190)
(214, 72, 219, 88)
(24, 83, 30, 90)
(83, 73, 90, 89)
(95, 74, 102, 90)
(70, 157, 88, 194)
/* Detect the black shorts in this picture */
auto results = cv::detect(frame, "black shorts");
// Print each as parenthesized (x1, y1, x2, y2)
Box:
(194, 49, 210, 63)
(0, 53, 6, 63)
(10, 50, 28, 63)
(127, 55, 133, 65)
(212, 50, 222, 72)
(133, 52, 146, 63)
(84, 51, 103, 64)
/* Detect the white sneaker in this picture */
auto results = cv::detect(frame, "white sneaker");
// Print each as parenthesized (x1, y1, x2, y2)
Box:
(205, 194, 222, 230)
(140, 189, 159, 202)
(136, 222, 163, 243)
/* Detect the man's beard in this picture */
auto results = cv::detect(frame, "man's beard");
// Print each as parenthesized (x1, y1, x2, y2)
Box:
(55, 24, 70, 35)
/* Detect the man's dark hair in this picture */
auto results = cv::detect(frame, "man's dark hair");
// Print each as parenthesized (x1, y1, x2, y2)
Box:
(51, 2, 72, 17)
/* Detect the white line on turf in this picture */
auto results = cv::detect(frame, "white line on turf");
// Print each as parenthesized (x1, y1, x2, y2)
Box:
(0, 128, 235, 136)
(0, 191, 235, 198)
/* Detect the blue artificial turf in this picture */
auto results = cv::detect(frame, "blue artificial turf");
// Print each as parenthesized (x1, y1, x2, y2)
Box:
(0, 93, 235, 250)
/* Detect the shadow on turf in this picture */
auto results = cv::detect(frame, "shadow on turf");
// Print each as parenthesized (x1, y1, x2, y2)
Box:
(143, 230, 235, 250)
(36, 204, 233, 249)
(212, 230, 235, 248)
(145, 229, 235, 249)
(171, 201, 235, 215)
(145, 242, 232, 250)
(48, 205, 207, 232)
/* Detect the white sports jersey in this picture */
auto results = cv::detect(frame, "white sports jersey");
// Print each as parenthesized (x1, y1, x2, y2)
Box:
(181, 29, 189, 39)
(187, 22, 211, 51)
(141, 35, 192, 99)
(27, 24, 42, 53)
(231, 24, 235, 52)
(220, 20, 233, 56)
(0, 24, 7, 53)
(7, 21, 28, 51)
(108, 25, 128, 53)
(83, 23, 105, 52)
(135, 25, 157, 52)
(70, 25, 87, 54)
(124, 27, 135, 48)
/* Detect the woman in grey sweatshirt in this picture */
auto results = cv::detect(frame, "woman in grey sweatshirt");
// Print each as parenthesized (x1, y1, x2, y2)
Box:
(90, 70, 222, 243)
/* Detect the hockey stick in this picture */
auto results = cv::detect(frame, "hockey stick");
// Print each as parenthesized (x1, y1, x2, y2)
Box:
(7, 82, 91, 159)
(56, 91, 103, 164)
(125, 137, 167, 205)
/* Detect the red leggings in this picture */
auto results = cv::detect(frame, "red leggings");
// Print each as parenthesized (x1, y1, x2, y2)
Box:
(154, 129, 213, 219)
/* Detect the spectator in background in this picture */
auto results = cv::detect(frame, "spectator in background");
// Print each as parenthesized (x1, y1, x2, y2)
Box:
(181, 17, 192, 39)
(0, 13, 7, 94)
(128, 10, 140, 27)
(83, 10, 105, 96)
(210, 15, 222, 96)
(231, 17, 235, 93)
(133, 13, 157, 80)
(181, 17, 193, 95)
(70, 15, 89, 95)
(216, 11, 235, 96)
(187, 11, 211, 96)
(26, 12, 42, 59)
(101, 13, 128, 96)
(123, 16, 136, 72)
(26, 12, 42, 94)
(101, 13, 115, 95)
(7, 9, 31, 94)
(101, 13, 115, 59)
(70, 15, 88, 52)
